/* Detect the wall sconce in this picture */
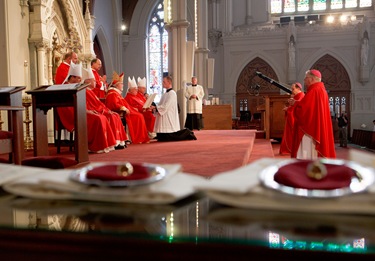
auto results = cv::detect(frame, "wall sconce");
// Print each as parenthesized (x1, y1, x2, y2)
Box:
(121, 24, 126, 31)
(326, 15, 335, 23)
(164, 0, 172, 24)
(340, 15, 348, 23)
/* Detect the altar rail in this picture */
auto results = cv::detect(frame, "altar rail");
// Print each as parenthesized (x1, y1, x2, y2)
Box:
(351, 129, 375, 150)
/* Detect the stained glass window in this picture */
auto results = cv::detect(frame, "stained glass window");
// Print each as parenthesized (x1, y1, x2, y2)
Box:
(284, 0, 296, 12)
(271, 0, 282, 14)
(313, 0, 326, 10)
(271, 1, 372, 14)
(360, 0, 372, 7)
(331, 0, 343, 9)
(297, 0, 310, 11)
(148, 2, 168, 103)
(345, 0, 358, 7)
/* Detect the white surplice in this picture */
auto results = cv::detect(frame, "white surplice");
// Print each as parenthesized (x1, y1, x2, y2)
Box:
(154, 89, 180, 133)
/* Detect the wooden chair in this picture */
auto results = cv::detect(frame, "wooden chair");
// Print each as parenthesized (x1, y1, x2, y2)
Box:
(53, 108, 74, 154)
(0, 106, 25, 164)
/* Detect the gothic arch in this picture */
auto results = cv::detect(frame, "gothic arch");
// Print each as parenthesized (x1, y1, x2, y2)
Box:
(235, 57, 284, 118)
(130, 0, 160, 37)
(93, 26, 114, 76)
(311, 54, 351, 92)
(34, 0, 91, 84)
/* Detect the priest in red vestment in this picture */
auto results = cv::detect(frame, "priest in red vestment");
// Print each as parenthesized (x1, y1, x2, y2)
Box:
(105, 72, 150, 144)
(279, 82, 305, 155)
(91, 58, 107, 99)
(54, 51, 78, 84)
(125, 76, 156, 138)
(291, 69, 336, 159)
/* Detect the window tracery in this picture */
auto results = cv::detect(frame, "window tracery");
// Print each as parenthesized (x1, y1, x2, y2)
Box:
(148, 1, 168, 103)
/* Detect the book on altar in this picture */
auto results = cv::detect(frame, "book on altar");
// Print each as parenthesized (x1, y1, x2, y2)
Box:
(46, 84, 78, 90)
(143, 93, 157, 109)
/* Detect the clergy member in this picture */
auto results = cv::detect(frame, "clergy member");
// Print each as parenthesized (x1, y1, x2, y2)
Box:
(57, 63, 124, 153)
(105, 72, 150, 144)
(153, 76, 197, 141)
(125, 77, 156, 139)
(82, 68, 128, 150)
(291, 69, 336, 159)
(184, 76, 205, 130)
(91, 58, 107, 99)
(54, 51, 78, 84)
(279, 82, 304, 155)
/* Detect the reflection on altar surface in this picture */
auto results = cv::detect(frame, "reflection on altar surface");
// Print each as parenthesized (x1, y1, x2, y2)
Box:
(2, 195, 373, 260)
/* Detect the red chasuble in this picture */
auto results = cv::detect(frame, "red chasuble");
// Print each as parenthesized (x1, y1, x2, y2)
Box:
(292, 82, 336, 158)
(279, 91, 305, 155)
(106, 88, 150, 144)
(86, 88, 128, 144)
(54, 62, 70, 84)
(125, 92, 156, 133)
(57, 88, 125, 153)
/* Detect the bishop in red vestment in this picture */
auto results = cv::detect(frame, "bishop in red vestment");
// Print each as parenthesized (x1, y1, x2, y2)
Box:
(57, 65, 125, 153)
(105, 72, 150, 144)
(125, 77, 156, 135)
(291, 70, 336, 159)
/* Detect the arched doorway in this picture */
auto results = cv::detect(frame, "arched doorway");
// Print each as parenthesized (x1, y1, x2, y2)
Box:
(235, 57, 288, 130)
(93, 36, 106, 76)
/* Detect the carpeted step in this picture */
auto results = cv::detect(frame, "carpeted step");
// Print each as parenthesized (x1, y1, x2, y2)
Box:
(255, 130, 265, 139)
(247, 138, 274, 163)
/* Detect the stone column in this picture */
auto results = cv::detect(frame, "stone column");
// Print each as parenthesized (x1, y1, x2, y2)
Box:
(36, 41, 48, 86)
(195, 0, 210, 100)
(223, 0, 233, 33)
(208, 0, 222, 54)
(84, 1, 96, 66)
(246, 0, 253, 25)
(166, 0, 190, 128)
(47, 47, 53, 85)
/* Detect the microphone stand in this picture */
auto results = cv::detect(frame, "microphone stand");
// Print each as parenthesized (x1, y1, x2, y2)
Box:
(255, 71, 292, 94)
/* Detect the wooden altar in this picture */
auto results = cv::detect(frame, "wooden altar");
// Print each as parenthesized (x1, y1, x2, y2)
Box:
(202, 105, 232, 130)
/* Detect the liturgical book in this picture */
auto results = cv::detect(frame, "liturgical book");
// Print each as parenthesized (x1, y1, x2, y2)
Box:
(143, 93, 157, 108)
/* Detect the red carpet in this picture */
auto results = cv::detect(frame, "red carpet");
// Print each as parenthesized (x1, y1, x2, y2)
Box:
(3, 129, 359, 177)
(15, 130, 258, 177)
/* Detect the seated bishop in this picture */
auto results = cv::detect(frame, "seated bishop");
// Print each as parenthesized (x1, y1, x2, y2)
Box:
(105, 72, 150, 144)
